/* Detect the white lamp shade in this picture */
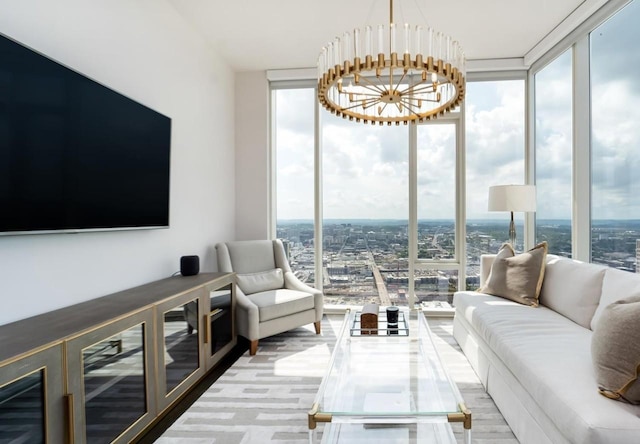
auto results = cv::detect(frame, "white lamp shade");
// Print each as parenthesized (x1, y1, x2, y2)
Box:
(488, 185, 536, 212)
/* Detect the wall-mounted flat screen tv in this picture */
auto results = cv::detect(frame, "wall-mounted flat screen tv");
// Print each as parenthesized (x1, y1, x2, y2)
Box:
(0, 33, 171, 235)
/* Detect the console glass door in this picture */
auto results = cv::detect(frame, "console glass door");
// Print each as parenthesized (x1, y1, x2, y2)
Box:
(82, 323, 146, 443)
(164, 300, 200, 393)
(208, 284, 233, 357)
(0, 369, 45, 442)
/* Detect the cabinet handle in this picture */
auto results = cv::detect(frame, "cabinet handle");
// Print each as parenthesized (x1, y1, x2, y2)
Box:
(204, 314, 210, 344)
(66, 393, 75, 443)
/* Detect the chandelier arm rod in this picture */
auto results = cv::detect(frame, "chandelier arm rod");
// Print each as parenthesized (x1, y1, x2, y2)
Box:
(347, 80, 387, 95)
(340, 98, 381, 111)
(397, 98, 424, 117)
(356, 75, 389, 94)
(343, 93, 380, 102)
(406, 84, 439, 94)
(400, 78, 430, 90)
(344, 92, 388, 98)
(392, 70, 409, 95)
(400, 94, 440, 105)
(376, 102, 390, 116)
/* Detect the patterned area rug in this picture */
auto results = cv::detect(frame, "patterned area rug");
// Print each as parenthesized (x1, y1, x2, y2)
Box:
(156, 315, 518, 444)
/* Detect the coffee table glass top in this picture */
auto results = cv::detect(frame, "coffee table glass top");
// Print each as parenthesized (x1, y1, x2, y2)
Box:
(311, 309, 465, 421)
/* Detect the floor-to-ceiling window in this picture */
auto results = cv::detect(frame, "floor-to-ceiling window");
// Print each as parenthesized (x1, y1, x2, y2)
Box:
(534, 49, 573, 257)
(273, 87, 316, 284)
(321, 108, 409, 306)
(414, 120, 462, 302)
(272, 78, 526, 304)
(465, 79, 525, 289)
(590, 0, 640, 272)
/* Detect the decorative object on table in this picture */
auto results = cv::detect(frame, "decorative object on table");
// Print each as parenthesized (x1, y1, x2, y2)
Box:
(351, 308, 409, 336)
(488, 184, 536, 248)
(180, 255, 200, 276)
(479, 242, 547, 306)
(317, 0, 466, 126)
(386, 306, 399, 333)
(360, 303, 380, 335)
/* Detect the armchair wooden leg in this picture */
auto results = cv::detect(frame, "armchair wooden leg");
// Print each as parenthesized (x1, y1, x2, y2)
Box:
(314, 321, 321, 335)
(250, 340, 258, 356)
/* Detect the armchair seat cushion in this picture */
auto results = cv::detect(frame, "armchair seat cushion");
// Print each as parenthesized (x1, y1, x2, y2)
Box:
(248, 289, 315, 322)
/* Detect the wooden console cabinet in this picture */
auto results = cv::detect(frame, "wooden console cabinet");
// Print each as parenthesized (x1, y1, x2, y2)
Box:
(0, 272, 236, 444)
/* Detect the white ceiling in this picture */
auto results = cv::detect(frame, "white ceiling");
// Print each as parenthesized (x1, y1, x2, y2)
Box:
(168, 0, 594, 72)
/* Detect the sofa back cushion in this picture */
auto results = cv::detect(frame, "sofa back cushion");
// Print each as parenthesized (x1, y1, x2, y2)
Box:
(591, 267, 640, 330)
(539, 257, 606, 329)
(236, 268, 284, 295)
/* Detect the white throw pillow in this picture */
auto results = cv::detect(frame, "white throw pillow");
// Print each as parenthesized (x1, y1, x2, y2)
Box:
(236, 268, 284, 295)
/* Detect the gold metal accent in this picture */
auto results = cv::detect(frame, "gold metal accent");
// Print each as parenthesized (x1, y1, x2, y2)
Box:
(447, 402, 472, 429)
(204, 314, 211, 344)
(66, 393, 75, 443)
(317, 0, 465, 125)
(308, 402, 333, 429)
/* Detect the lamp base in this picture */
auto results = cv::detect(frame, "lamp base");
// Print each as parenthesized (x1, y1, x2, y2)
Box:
(509, 211, 516, 249)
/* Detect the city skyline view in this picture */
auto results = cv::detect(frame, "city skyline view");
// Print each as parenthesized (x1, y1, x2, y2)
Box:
(277, 217, 640, 308)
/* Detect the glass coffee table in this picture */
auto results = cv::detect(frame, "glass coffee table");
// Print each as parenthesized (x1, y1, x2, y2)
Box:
(308, 308, 471, 443)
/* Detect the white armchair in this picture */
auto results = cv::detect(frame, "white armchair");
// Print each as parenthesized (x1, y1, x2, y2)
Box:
(215, 239, 323, 355)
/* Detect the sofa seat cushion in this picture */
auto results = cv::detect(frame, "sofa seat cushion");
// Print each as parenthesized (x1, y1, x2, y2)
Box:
(248, 289, 315, 322)
(454, 291, 640, 444)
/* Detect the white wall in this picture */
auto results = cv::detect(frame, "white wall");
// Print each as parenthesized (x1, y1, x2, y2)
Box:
(234, 71, 270, 240)
(0, 0, 236, 325)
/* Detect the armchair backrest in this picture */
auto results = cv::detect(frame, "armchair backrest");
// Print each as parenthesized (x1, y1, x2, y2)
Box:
(216, 239, 292, 274)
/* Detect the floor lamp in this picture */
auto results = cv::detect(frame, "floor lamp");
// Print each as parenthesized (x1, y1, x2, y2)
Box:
(488, 185, 537, 248)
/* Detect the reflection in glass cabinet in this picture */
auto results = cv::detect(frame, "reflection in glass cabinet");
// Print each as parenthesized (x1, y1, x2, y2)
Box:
(0, 369, 45, 443)
(83, 323, 146, 444)
(164, 301, 199, 393)
(209, 285, 233, 356)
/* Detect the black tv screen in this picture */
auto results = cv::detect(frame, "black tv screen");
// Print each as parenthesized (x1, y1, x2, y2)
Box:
(0, 33, 171, 235)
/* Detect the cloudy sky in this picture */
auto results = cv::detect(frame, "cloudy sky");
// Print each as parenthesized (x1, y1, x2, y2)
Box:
(275, 0, 640, 222)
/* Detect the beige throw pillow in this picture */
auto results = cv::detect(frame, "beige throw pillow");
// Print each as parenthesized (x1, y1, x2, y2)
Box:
(591, 296, 640, 404)
(479, 242, 548, 306)
(236, 268, 284, 295)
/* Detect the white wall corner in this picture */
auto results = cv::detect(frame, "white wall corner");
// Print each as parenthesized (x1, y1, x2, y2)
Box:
(234, 70, 271, 241)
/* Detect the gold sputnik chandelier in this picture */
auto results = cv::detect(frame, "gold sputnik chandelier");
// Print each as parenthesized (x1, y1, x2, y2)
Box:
(317, 0, 466, 125)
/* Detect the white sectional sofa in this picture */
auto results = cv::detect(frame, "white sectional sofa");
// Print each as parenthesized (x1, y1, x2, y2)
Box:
(453, 254, 640, 444)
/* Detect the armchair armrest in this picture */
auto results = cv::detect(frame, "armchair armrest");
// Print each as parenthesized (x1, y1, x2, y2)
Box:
(284, 271, 323, 321)
(234, 286, 260, 339)
(284, 271, 321, 295)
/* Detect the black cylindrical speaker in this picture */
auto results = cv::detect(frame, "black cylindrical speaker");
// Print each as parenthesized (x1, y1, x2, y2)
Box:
(180, 255, 200, 276)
